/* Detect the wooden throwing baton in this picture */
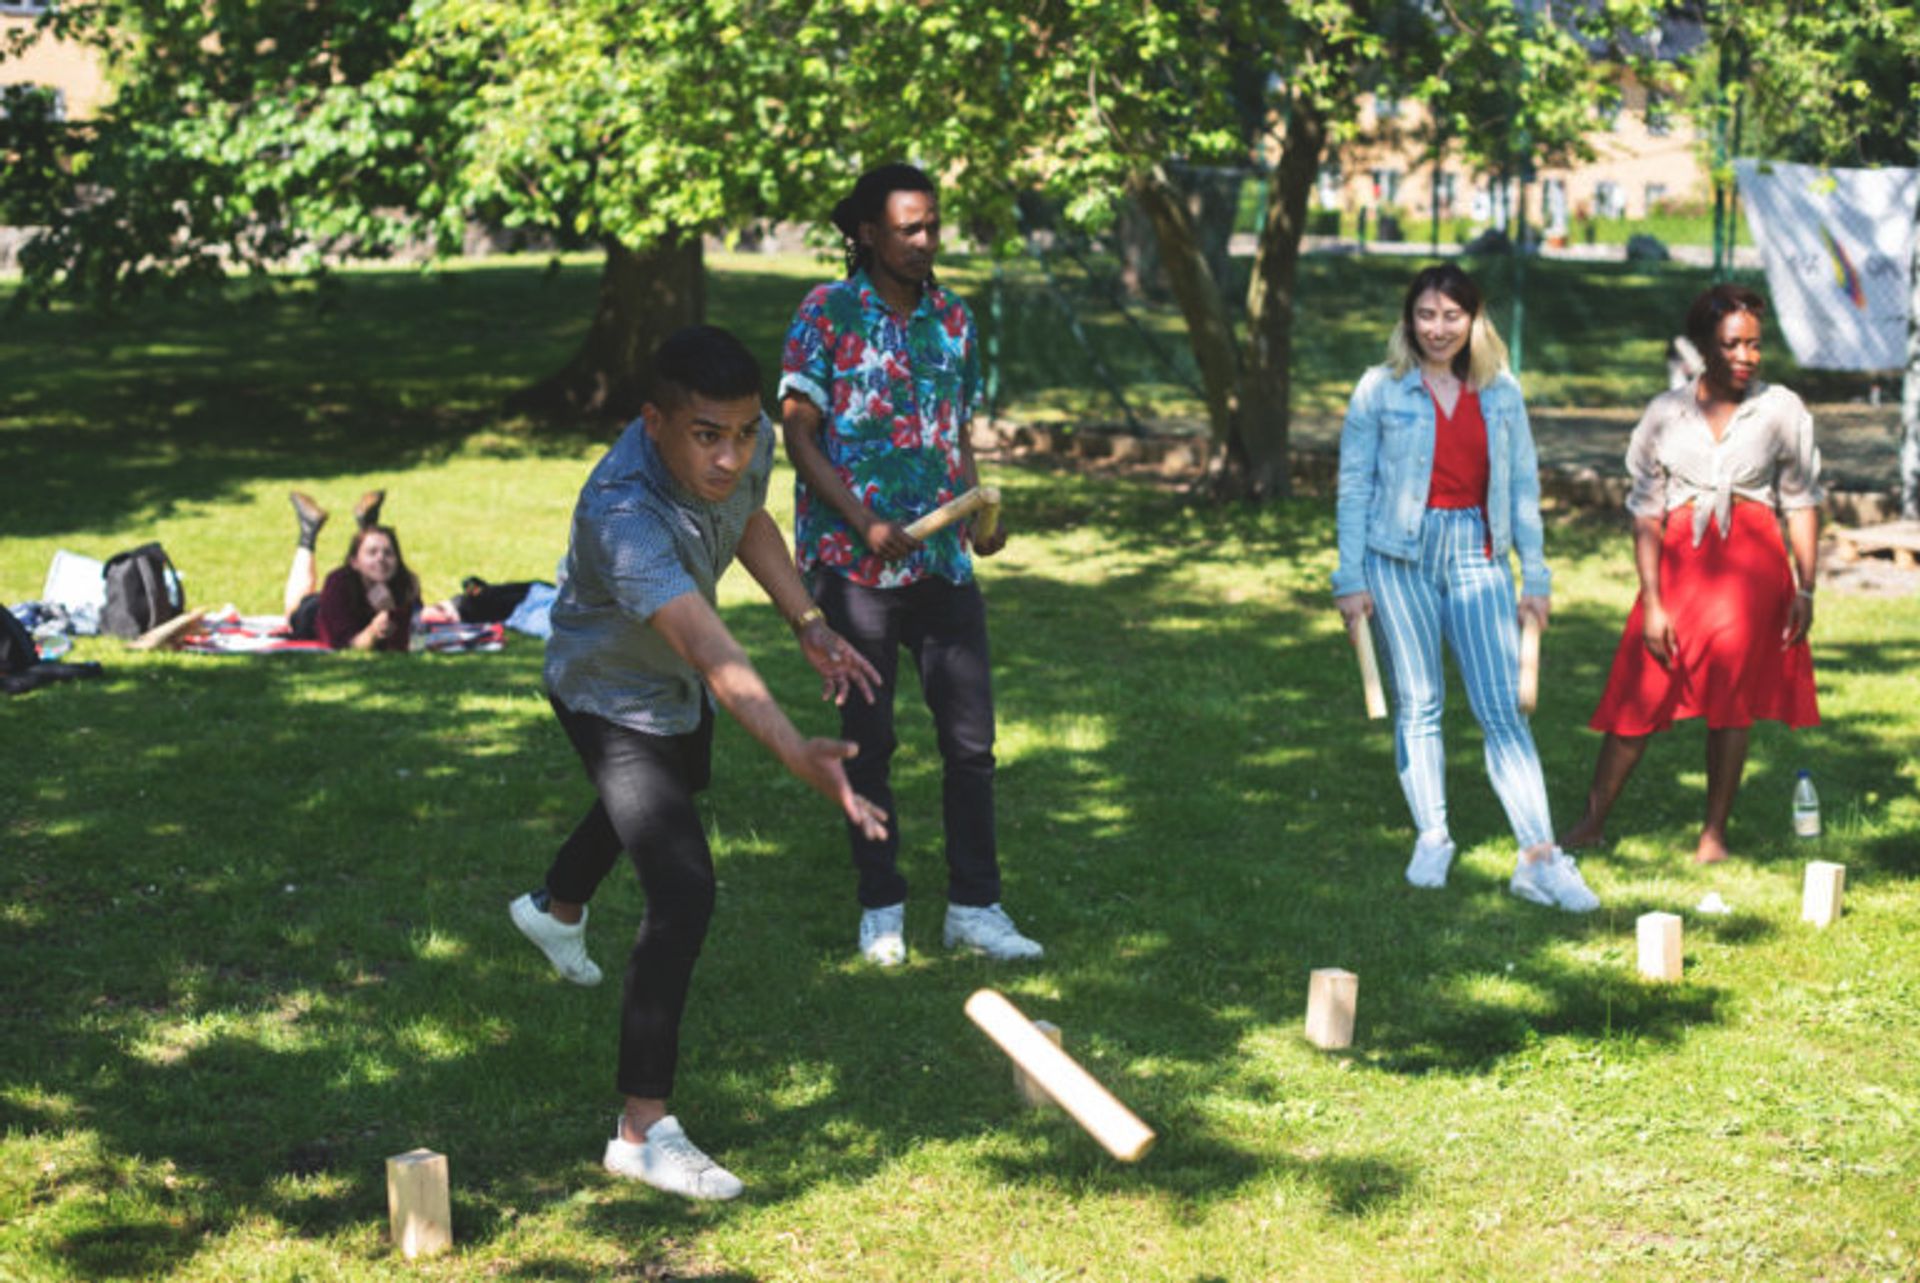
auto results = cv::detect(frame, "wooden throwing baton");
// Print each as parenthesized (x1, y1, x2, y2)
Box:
(1349, 615, 1388, 720)
(964, 989, 1155, 1162)
(1517, 612, 1541, 715)
(904, 485, 1000, 542)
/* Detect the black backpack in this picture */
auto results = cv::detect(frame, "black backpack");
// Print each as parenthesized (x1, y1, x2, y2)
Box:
(101, 542, 182, 639)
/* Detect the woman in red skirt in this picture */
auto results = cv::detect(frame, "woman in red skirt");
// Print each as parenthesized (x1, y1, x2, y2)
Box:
(1561, 284, 1820, 863)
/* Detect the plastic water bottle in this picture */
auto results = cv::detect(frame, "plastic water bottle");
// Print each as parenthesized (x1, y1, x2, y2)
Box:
(1792, 770, 1821, 840)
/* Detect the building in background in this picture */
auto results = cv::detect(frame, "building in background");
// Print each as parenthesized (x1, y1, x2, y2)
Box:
(1, 2, 110, 121)
(1326, 71, 1706, 243)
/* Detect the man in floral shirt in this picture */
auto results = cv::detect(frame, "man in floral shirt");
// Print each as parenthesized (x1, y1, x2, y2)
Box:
(779, 162, 1043, 967)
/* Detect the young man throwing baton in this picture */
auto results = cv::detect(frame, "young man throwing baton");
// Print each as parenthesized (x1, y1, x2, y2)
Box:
(510, 325, 884, 1200)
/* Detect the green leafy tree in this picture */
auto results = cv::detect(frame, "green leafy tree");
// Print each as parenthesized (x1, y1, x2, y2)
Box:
(873, 1, 1664, 499)
(1695, 1, 1920, 515)
(1, 2, 957, 418)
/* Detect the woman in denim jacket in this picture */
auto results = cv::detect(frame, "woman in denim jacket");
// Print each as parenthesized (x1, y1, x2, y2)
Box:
(1333, 264, 1598, 912)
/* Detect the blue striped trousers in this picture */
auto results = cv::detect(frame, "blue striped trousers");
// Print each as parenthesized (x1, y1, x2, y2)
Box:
(1365, 507, 1553, 850)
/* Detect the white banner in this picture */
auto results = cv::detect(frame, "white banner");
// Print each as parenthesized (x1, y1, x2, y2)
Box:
(1736, 159, 1916, 371)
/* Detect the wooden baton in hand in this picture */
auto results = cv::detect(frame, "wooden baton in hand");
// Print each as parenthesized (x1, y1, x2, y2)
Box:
(1517, 613, 1541, 715)
(1349, 616, 1388, 720)
(904, 486, 1000, 541)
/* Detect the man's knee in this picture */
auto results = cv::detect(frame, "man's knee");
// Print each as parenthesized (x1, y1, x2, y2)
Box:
(643, 869, 717, 936)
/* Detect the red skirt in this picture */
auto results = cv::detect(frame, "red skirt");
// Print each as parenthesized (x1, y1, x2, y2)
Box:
(1589, 502, 1818, 735)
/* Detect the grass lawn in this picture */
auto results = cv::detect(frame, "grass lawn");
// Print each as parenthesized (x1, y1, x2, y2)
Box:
(3, 256, 1917, 1282)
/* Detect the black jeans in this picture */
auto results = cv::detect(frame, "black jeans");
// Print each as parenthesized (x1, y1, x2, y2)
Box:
(813, 573, 1000, 909)
(545, 694, 714, 1101)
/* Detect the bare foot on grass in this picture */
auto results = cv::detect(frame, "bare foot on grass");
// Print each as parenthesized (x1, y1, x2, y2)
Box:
(1694, 831, 1730, 864)
(1560, 815, 1608, 851)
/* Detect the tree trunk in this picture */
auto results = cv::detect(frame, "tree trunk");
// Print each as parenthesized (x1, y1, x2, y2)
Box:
(1127, 109, 1328, 503)
(507, 234, 705, 422)
(1236, 98, 1329, 501)
(1129, 165, 1245, 457)
(1903, 185, 1920, 520)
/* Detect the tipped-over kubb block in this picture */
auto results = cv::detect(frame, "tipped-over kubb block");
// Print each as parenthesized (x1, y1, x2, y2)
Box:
(1012, 1020, 1062, 1109)
(1304, 968, 1358, 1049)
(386, 1148, 452, 1259)
(1802, 861, 1846, 927)
(1637, 912, 1683, 982)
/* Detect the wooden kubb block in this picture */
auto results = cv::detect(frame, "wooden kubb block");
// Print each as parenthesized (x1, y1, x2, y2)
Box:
(386, 1148, 452, 1259)
(1305, 968, 1358, 1049)
(1802, 861, 1846, 927)
(1637, 912, 1683, 982)
(1013, 1020, 1062, 1109)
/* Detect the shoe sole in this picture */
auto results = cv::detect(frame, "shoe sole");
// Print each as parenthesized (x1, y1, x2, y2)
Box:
(944, 937, 1044, 960)
(1509, 880, 1599, 913)
(1509, 879, 1555, 908)
(602, 1154, 743, 1200)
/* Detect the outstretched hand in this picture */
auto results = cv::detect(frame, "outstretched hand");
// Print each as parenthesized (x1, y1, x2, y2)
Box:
(789, 737, 888, 841)
(797, 618, 881, 705)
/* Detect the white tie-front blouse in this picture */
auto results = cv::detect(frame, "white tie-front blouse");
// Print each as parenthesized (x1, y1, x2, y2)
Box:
(1623, 380, 1822, 546)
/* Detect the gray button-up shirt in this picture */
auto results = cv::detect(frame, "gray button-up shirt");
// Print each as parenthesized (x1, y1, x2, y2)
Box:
(1624, 380, 1822, 546)
(545, 415, 774, 735)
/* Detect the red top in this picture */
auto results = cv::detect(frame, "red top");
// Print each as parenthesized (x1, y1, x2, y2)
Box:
(314, 566, 412, 652)
(1426, 385, 1489, 510)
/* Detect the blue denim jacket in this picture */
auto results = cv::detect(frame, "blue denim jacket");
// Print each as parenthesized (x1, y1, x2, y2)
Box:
(1331, 365, 1551, 599)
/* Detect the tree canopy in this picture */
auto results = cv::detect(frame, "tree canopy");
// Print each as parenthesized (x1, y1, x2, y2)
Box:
(8, 0, 1694, 489)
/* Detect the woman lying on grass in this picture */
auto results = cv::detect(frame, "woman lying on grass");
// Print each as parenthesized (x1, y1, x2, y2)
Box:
(283, 489, 418, 652)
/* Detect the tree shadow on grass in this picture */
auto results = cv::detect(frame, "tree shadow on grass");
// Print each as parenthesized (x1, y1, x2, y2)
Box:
(1, 265, 615, 540)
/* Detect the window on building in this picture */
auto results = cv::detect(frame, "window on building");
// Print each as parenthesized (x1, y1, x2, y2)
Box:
(1595, 92, 1624, 131)
(1644, 183, 1670, 215)
(1594, 181, 1626, 219)
(1542, 178, 1569, 233)
(0, 1, 56, 15)
(1375, 94, 1400, 121)
(0, 83, 64, 121)
(1371, 168, 1402, 204)
(1645, 91, 1672, 137)
(1433, 172, 1457, 214)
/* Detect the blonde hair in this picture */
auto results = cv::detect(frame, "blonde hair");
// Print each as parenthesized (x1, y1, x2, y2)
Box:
(1384, 265, 1511, 390)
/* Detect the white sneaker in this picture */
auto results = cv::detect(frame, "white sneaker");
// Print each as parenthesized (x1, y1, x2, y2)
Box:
(509, 892, 603, 985)
(1509, 848, 1600, 913)
(944, 902, 1044, 960)
(603, 1115, 743, 1201)
(1405, 831, 1456, 888)
(858, 903, 907, 967)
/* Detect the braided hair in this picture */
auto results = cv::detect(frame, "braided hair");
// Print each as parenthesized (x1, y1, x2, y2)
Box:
(831, 163, 938, 283)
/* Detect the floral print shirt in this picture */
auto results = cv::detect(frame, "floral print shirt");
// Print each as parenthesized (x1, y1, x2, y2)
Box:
(778, 269, 981, 589)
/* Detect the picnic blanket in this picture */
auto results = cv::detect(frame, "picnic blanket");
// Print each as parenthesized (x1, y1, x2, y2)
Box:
(179, 611, 506, 655)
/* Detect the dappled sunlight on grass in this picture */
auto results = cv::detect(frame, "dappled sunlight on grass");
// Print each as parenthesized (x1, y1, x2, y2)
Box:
(4, 261, 1917, 1280)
